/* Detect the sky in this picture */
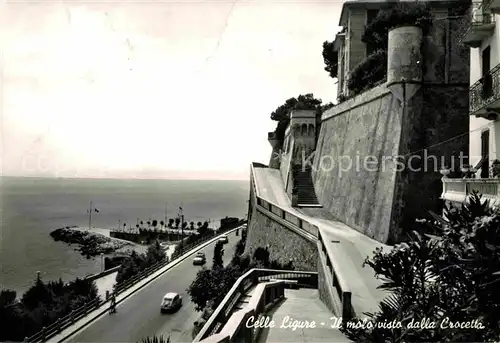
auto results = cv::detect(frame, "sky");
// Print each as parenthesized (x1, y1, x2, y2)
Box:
(1, 0, 342, 180)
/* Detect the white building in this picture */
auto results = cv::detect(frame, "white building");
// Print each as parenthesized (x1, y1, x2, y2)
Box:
(441, 0, 500, 206)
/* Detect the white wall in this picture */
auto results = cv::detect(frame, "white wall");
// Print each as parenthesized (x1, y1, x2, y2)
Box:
(469, 14, 500, 169)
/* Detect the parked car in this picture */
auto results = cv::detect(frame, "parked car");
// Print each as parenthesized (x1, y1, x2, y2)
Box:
(218, 235, 229, 244)
(193, 252, 206, 265)
(160, 292, 182, 313)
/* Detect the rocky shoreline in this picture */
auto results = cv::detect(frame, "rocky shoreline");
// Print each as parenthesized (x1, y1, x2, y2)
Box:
(50, 226, 135, 258)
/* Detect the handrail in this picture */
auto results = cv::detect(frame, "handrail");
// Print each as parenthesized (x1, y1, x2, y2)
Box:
(25, 226, 241, 343)
(193, 268, 318, 343)
(318, 230, 353, 319)
(249, 163, 319, 240)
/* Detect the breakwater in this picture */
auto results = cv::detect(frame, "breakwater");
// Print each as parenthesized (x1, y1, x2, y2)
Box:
(50, 227, 134, 258)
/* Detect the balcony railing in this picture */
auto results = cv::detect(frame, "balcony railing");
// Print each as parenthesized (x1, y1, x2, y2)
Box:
(441, 177, 500, 205)
(462, 1, 495, 48)
(487, 0, 500, 14)
(470, 64, 500, 117)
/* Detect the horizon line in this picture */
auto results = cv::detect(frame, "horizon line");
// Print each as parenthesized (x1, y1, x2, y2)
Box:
(0, 175, 250, 182)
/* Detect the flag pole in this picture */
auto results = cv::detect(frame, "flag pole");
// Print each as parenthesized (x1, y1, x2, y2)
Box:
(88, 201, 93, 230)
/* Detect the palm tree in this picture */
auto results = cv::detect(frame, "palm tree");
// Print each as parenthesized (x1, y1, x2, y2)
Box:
(152, 220, 158, 229)
(140, 220, 144, 229)
(175, 217, 180, 229)
(168, 218, 174, 228)
(190, 221, 195, 230)
(160, 220, 165, 229)
(139, 336, 171, 343)
(147, 220, 151, 229)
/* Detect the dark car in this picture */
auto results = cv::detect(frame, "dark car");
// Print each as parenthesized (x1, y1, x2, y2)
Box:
(193, 252, 206, 265)
(160, 292, 182, 314)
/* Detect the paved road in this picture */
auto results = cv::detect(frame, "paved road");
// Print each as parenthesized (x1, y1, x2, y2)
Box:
(66, 231, 240, 343)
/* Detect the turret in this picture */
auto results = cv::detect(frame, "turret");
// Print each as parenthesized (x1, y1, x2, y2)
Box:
(386, 25, 423, 104)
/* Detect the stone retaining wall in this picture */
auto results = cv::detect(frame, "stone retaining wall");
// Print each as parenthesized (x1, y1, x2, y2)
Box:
(244, 207, 317, 272)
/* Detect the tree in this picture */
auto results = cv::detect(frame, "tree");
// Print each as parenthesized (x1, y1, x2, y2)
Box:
(175, 218, 180, 229)
(187, 266, 241, 311)
(160, 220, 164, 229)
(190, 221, 195, 230)
(270, 94, 324, 144)
(136, 224, 139, 229)
(123, 223, 127, 230)
(213, 241, 224, 269)
(322, 40, 338, 79)
(140, 220, 144, 227)
(152, 220, 158, 229)
(139, 335, 171, 343)
(145, 240, 166, 265)
(197, 222, 202, 228)
(182, 221, 188, 229)
(341, 192, 500, 342)
(168, 218, 174, 228)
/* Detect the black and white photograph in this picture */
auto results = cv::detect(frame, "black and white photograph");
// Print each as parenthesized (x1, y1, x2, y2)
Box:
(1, 0, 500, 342)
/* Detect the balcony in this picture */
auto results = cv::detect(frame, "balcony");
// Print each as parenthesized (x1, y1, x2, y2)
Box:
(487, 0, 500, 14)
(462, 1, 495, 48)
(470, 64, 500, 119)
(441, 177, 500, 206)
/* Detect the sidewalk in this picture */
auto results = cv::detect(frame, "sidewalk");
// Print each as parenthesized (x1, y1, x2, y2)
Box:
(252, 166, 391, 315)
(257, 289, 349, 343)
(93, 244, 177, 300)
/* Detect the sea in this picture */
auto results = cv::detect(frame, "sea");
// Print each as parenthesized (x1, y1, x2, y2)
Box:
(0, 176, 249, 296)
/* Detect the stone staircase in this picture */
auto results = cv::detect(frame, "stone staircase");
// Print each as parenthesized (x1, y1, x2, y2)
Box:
(292, 165, 320, 206)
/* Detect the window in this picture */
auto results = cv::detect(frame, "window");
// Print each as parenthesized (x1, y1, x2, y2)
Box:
(366, 9, 379, 56)
(366, 9, 378, 25)
(482, 46, 492, 99)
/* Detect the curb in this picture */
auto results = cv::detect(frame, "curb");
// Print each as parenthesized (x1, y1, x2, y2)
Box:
(55, 227, 240, 343)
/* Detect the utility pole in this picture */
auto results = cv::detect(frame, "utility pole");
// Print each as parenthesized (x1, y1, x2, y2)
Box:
(165, 200, 171, 226)
(179, 204, 184, 253)
(88, 201, 93, 230)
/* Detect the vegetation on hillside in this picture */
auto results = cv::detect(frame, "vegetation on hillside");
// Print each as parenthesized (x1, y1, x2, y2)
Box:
(116, 240, 166, 284)
(0, 276, 99, 341)
(341, 192, 500, 342)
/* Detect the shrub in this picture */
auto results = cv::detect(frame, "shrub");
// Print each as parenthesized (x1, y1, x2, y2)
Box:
(341, 192, 500, 342)
(0, 277, 99, 341)
(347, 3, 432, 97)
(212, 241, 224, 269)
(362, 3, 432, 49)
(116, 240, 167, 284)
(347, 49, 388, 95)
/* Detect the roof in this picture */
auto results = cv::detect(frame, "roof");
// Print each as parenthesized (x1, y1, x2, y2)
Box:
(338, 0, 467, 26)
(164, 292, 178, 299)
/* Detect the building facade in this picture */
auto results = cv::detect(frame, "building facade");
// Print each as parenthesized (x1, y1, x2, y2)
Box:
(441, 0, 500, 206)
